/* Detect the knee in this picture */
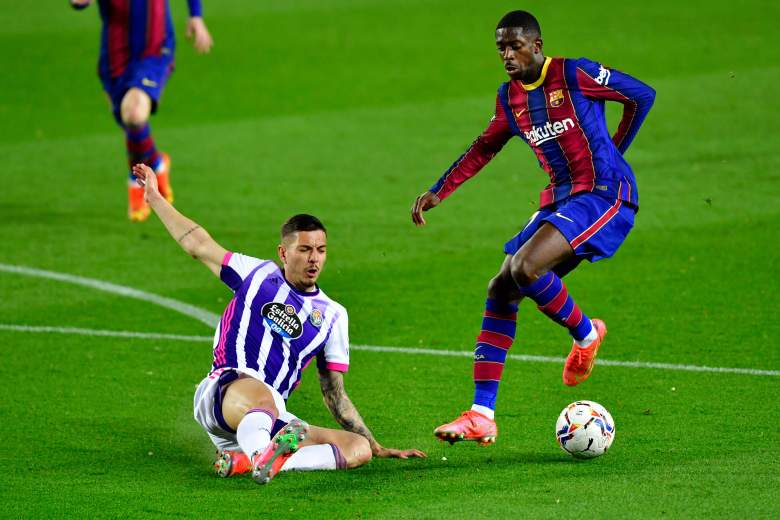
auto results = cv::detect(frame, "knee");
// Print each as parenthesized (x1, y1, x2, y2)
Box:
(221, 378, 280, 429)
(120, 91, 150, 127)
(486, 275, 503, 299)
(346, 435, 372, 469)
(510, 254, 540, 287)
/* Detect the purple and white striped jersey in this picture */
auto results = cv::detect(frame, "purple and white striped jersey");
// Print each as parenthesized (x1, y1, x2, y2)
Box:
(211, 252, 349, 400)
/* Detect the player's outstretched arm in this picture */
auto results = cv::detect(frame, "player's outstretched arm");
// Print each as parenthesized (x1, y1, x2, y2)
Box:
(132, 164, 226, 277)
(318, 369, 427, 459)
(412, 97, 513, 227)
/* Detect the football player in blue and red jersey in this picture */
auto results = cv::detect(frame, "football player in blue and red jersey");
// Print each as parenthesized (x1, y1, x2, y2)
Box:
(411, 11, 655, 445)
(70, 0, 213, 221)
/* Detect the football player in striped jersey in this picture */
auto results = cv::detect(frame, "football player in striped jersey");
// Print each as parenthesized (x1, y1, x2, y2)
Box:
(411, 10, 655, 446)
(133, 164, 425, 484)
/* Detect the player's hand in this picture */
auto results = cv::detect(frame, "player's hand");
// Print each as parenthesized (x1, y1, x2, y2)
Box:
(131, 163, 162, 204)
(186, 17, 213, 54)
(70, 0, 91, 9)
(411, 191, 441, 227)
(374, 446, 427, 459)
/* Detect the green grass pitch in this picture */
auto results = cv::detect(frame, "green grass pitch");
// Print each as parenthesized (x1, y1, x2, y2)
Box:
(1, 0, 779, 517)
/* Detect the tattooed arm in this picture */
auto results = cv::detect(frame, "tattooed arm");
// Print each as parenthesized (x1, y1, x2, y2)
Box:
(318, 369, 426, 459)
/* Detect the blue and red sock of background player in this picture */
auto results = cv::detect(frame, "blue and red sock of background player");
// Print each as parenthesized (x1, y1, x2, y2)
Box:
(125, 123, 162, 183)
(471, 271, 595, 418)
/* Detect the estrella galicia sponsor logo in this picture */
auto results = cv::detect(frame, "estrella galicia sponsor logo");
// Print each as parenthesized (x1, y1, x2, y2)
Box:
(595, 65, 611, 85)
(309, 308, 323, 327)
(261, 302, 303, 339)
(524, 118, 574, 146)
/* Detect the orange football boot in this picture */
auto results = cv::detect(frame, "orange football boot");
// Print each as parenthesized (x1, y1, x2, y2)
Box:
(127, 183, 150, 222)
(252, 419, 308, 484)
(434, 410, 497, 446)
(562, 319, 607, 386)
(154, 153, 174, 204)
(213, 450, 251, 477)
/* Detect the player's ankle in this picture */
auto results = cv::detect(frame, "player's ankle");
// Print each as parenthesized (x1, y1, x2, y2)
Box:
(574, 320, 597, 348)
(471, 404, 495, 419)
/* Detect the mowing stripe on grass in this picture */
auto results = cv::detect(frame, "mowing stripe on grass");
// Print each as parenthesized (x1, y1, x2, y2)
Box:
(2, 323, 778, 378)
(0, 263, 220, 328)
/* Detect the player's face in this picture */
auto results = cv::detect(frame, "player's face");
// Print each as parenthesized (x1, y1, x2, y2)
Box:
(278, 230, 327, 292)
(495, 27, 544, 82)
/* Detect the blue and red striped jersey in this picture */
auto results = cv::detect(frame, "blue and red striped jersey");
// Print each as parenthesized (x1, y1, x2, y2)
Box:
(430, 57, 655, 208)
(93, 0, 203, 79)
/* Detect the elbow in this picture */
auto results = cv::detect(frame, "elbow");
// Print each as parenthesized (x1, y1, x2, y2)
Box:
(184, 234, 209, 260)
(644, 87, 657, 107)
(347, 435, 373, 469)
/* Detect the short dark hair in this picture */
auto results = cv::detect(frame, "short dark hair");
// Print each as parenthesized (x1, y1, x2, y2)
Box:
(496, 10, 541, 37)
(280, 214, 327, 240)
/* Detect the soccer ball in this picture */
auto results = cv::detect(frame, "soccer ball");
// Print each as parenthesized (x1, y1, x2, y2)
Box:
(555, 400, 615, 459)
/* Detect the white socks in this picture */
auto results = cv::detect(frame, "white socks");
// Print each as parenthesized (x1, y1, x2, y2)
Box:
(471, 404, 495, 419)
(236, 408, 275, 458)
(282, 444, 346, 471)
(575, 320, 598, 348)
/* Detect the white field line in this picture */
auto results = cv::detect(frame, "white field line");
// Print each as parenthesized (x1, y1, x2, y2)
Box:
(0, 263, 220, 328)
(1, 324, 778, 378)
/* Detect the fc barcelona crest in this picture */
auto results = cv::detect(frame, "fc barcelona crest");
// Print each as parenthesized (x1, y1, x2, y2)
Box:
(549, 89, 564, 107)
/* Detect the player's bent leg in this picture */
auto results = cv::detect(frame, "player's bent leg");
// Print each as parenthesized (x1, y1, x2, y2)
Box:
(220, 376, 283, 473)
(299, 425, 372, 469)
(509, 223, 574, 287)
(510, 223, 603, 385)
(221, 376, 280, 429)
(251, 423, 371, 485)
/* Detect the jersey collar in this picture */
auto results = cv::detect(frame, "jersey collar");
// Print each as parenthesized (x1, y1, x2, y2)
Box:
(520, 57, 552, 91)
(281, 269, 320, 297)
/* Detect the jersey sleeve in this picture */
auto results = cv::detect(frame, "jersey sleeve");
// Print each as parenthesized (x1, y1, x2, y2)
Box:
(219, 252, 266, 292)
(575, 58, 656, 154)
(187, 0, 203, 17)
(428, 93, 514, 201)
(316, 309, 350, 373)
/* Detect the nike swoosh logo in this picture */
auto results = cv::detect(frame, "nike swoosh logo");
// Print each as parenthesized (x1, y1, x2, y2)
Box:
(555, 212, 574, 223)
(514, 108, 527, 118)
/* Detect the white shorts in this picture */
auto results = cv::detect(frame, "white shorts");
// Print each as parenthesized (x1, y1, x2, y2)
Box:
(193, 368, 300, 452)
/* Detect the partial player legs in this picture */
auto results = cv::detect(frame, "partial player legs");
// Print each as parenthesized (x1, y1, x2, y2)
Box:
(217, 423, 371, 484)
(215, 376, 371, 483)
(298, 425, 372, 469)
(434, 256, 520, 445)
(472, 255, 521, 417)
(119, 88, 172, 221)
(221, 376, 280, 462)
(511, 223, 603, 384)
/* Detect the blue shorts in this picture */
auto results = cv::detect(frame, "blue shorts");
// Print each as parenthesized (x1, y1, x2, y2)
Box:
(503, 193, 635, 278)
(100, 54, 175, 124)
